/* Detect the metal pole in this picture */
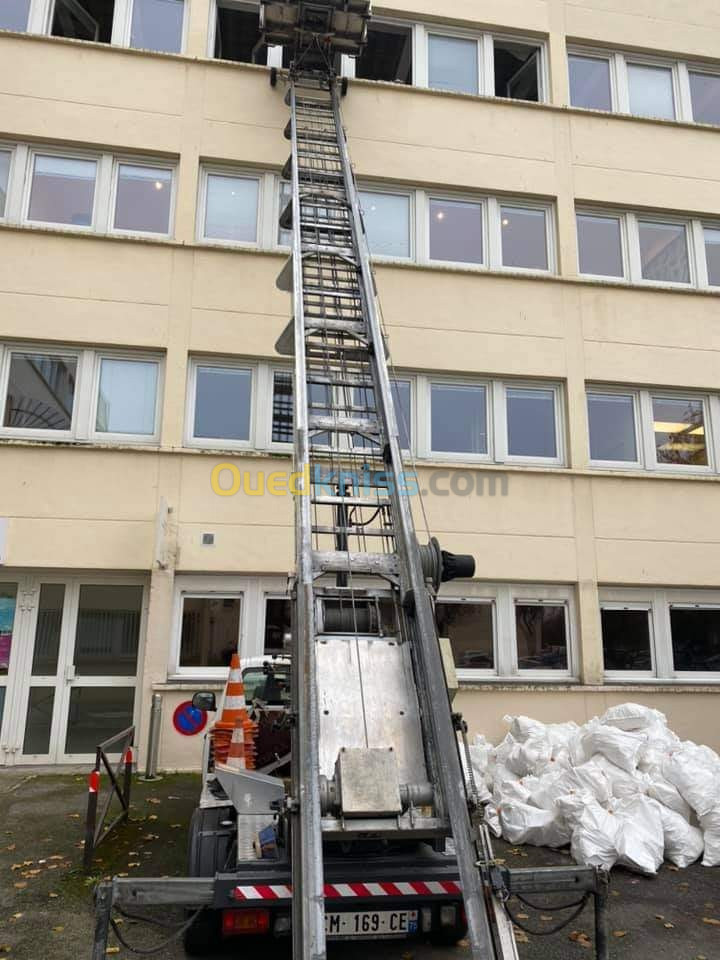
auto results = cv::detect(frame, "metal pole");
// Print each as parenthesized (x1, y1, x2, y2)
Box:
(91, 882, 113, 960)
(594, 870, 610, 960)
(84, 765, 100, 873)
(142, 694, 163, 781)
(122, 745, 133, 817)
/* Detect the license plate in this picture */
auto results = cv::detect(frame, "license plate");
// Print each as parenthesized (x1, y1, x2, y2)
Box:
(325, 909, 418, 939)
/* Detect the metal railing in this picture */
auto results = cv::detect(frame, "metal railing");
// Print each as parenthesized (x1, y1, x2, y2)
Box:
(83, 725, 135, 873)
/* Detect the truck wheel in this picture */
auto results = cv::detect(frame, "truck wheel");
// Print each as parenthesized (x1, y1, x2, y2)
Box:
(184, 807, 235, 955)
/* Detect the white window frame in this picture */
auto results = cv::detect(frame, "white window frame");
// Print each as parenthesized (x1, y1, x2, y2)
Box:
(632, 212, 695, 289)
(117, 0, 189, 54)
(512, 596, 575, 679)
(265, 365, 294, 452)
(208, 0, 284, 66)
(684, 62, 720, 126)
(495, 197, 556, 275)
(22, 146, 101, 233)
(422, 26, 484, 97)
(575, 207, 629, 283)
(586, 385, 644, 470)
(599, 601, 657, 680)
(0, 343, 85, 442)
(345, 15, 417, 85)
(600, 587, 720, 682)
(699, 220, 720, 289)
(109, 156, 176, 238)
(567, 48, 619, 112)
(497, 379, 565, 466)
(89, 350, 163, 444)
(261, 591, 292, 655)
(198, 165, 264, 249)
(435, 596, 497, 681)
(622, 54, 680, 121)
(424, 192, 488, 270)
(185, 356, 256, 450)
(645, 389, 713, 475)
(357, 185, 415, 263)
(425, 376, 493, 463)
(0, 142, 19, 223)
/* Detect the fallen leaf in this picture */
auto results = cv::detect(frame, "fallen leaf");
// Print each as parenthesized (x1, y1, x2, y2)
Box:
(655, 914, 665, 920)
(147, 815, 158, 822)
(106, 950, 120, 956)
(10, 915, 21, 922)
(127, 862, 141, 868)
(540, 915, 554, 921)
(146, 798, 161, 805)
(663, 922, 674, 929)
(613, 931, 627, 938)
(170, 824, 182, 829)
(5, 845, 15, 852)
(48, 855, 63, 861)
(67, 814, 80, 820)
(12, 883, 26, 890)
(702, 918, 720, 926)
(667, 865, 680, 872)
(611, 890, 620, 898)
(48, 893, 59, 899)
(52, 926, 64, 933)
(516, 913, 529, 920)
(514, 930, 530, 944)
(679, 882, 690, 888)
(117, 873, 128, 878)
(569, 930, 592, 949)
(457, 940, 469, 948)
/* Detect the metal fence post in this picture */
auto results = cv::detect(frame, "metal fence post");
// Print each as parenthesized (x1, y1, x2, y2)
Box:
(142, 693, 163, 781)
(84, 765, 101, 872)
(122, 745, 133, 818)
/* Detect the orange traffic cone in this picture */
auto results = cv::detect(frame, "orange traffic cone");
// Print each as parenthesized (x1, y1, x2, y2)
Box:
(212, 653, 249, 766)
(242, 717, 258, 771)
(217, 715, 246, 772)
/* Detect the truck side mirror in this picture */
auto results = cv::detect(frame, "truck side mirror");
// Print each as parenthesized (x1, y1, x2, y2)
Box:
(192, 691, 217, 712)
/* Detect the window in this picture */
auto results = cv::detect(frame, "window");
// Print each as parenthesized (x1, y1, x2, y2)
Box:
(271, 370, 293, 444)
(74, 584, 142, 676)
(51, 0, 113, 43)
(95, 357, 159, 437)
(130, 0, 184, 54)
(214, 1, 265, 63)
(436, 601, 494, 670)
(638, 220, 689, 284)
(601, 606, 653, 673)
(493, 38, 540, 101)
(505, 386, 557, 459)
(264, 597, 291, 653)
(359, 190, 410, 258)
(587, 392, 638, 464)
(428, 34, 478, 95)
(689, 71, 720, 125)
(356, 21, 412, 84)
(113, 163, 172, 235)
(3, 352, 76, 433)
(627, 62, 675, 119)
(27, 154, 96, 228)
(568, 54, 612, 110)
(704, 227, 720, 286)
(670, 607, 720, 673)
(515, 602, 569, 671)
(501, 205, 549, 270)
(576, 213, 624, 278)
(352, 379, 412, 450)
(431, 382, 487, 456)
(179, 595, 241, 670)
(203, 172, 259, 244)
(190, 362, 252, 445)
(0, 0, 30, 31)
(429, 198, 483, 265)
(0, 151, 9, 218)
(651, 395, 707, 467)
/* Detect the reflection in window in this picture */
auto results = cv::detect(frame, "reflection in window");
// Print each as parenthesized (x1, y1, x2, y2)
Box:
(652, 396, 707, 466)
(32, 584, 65, 676)
(114, 164, 172, 234)
(429, 198, 483, 264)
(194, 365, 251, 442)
(272, 371, 293, 444)
(627, 63, 675, 119)
(66, 687, 135, 754)
(180, 595, 241, 668)
(0, 583, 18, 676)
(670, 607, 720, 672)
(638, 221, 689, 283)
(52, 0, 113, 43)
(353, 379, 412, 450)
(215, 1, 266, 63)
(264, 598, 291, 653)
(359, 191, 410, 258)
(576, 213, 624, 277)
(23, 688, 54, 755)
(428, 35, 478, 95)
(431, 383, 487, 455)
(0, 151, 10, 218)
(569, 54, 612, 111)
(587, 393, 637, 462)
(515, 603, 568, 670)
(130, 0, 184, 53)
(602, 608, 652, 671)
(436, 601, 494, 670)
(506, 387, 556, 459)
(27, 155, 97, 227)
(501, 206, 548, 270)
(704, 227, 720, 286)
(205, 174, 259, 243)
(494, 39, 540, 101)
(96, 358, 158, 435)
(689, 72, 720, 126)
(74, 585, 143, 676)
(357, 22, 412, 84)
(3, 353, 77, 431)
(0, 0, 30, 31)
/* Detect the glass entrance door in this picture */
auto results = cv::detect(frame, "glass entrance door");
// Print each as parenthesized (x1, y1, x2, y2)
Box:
(0, 582, 19, 762)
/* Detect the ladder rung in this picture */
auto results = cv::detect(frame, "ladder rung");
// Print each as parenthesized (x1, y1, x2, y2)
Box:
(302, 243, 355, 258)
(312, 550, 399, 577)
(311, 495, 391, 508)
(312, 525, 395, 538)
(304, 319, 366, 337)
(308, 415, 380, 435)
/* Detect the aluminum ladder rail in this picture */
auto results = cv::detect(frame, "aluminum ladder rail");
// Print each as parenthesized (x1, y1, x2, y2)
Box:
(280, 70, 507, 960)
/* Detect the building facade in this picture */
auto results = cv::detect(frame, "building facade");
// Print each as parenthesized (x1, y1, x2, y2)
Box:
(1, 0, 720, 769)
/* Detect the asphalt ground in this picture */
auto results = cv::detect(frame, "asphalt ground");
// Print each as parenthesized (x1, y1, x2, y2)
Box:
(0, 769, 718, 960)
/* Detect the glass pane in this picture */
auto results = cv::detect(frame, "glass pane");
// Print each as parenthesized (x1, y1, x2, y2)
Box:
(516, 604, 568, 670)
(32, 584, 65, 676)
(0, 584, 18, 676)
(494, 40, 539, 101)
(429, 199, 483, 264)
(569, 55, 612, 110)
(628, 63, 675, 119)
(431, 383, 487, 455)
(65, 687, 135, 754)
(639, 221, 689, 283)
(436, 602, 494, 670)
(130, 0, 184, 53)
(114, 164, 171, 234)
(576, 214, 623, 277)
(689, 71, 720, 125)
(28, 155, 96, 227)
(194, 366, 251, 441)
(96, 358, 158, 435)
(272, 371, 293, 443)
(506, 387, 556, 458)
(428, 35, 478, 95)
(180, 596, 241, 668)
(652, 396, 707, 466)
(601, 609, 652, 671)
(278, 179, 291, 246)
(205, 174, 258, 242)
(356, 23, 413, 84)
(74, 585, 143, 676)
(0, 0, 30, 31)
(587, 393, 637, 462)
(704, 227, 720, 286)
(243, 662, 291, 705)
(4, 353, 76, 431)
(51, 0, 113, 42)
(359, 191, 410, 258)
(353, 379, 411, 450)
(0, 151, 10, 218)
(214, 3, 266, 64)
(670, 608, 720, 671)
(265, 598, 291, 653)
(501, 206, 548, 270)
(23, 688, 54, 754)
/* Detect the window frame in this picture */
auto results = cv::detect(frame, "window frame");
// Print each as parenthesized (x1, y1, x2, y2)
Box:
(646, 389, 713, 474)
(622, 54, 679, 121)
(424, 27, 483, 97)
(425, 192, 488, 269)
(261, 591, 292, 655)
(668, 601, 720, 681)
(426, 376, 493, 463)
(109, 155, 176, 239)
(512, 596, 574, 679)
(208, 0, 285, 66)
(0, 343, 84, 442)
(347, 14, 417, 86)
(89, 350, 163, 444)
(496, 198, 556, 275)
(586, 385, 643, 470)
(198, 164, 264, 249)
(497, 379, 565, 466)
(358, 185, 415, 263)
(575, 207, 629, 282)
(185, 356, 256, 450)
(120, 0, 188, 54)
(567, 49, 618, 112)
(22, 146, 101, 233)
(686, 63, 720, 126)
(632, 212, 695, 288)
(600, 601, 657, 680)
(171, 588, 246, 680)
(435, 597, 497, 681)
(0, 142, 18, 223)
